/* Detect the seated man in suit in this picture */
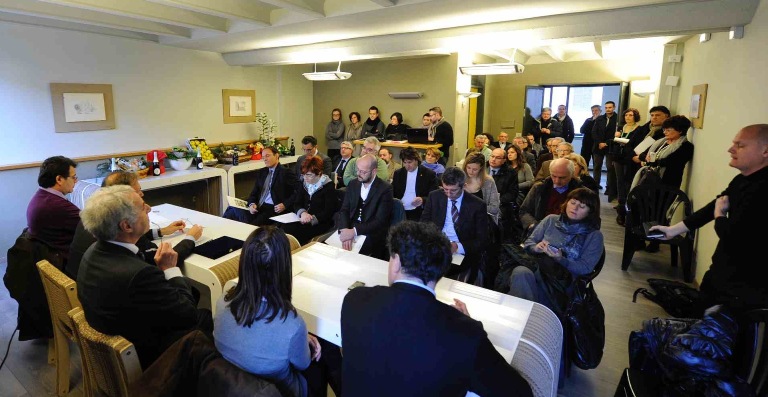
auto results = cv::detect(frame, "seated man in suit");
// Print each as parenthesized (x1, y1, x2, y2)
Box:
(67, 171, 203, 279)
(26, 155, 81, 263)
(488, 148, 520, 241)
(295, 135, 333, 180)
(520, 158, 583, 232)
(535, 141, 574, 182)
(534, 137, 564, 175)
(421, 167, 489, 283)
(342, 136, 389, 186)
(392, 146, 438, 221)
(77, 185, 212, 369)
(336, 154, 393, 259)
(224, 146, 295, 225)
(495, 131, 511, 151)
(331, 140, 355, 189)
(340, 221, 533, 397)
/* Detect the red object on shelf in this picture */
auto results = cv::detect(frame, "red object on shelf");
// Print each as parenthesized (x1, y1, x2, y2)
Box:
(251, 153, 262, 160)
(146, 150, 167, 175)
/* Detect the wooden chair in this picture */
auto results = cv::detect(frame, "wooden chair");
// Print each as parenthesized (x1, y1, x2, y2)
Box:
(36, 259, 87, 396)
(621, 184, 695, 282)
(286, 233, 301, 252)
(68, 307, 142, 397)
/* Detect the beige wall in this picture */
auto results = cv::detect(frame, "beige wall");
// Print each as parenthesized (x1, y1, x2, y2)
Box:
(311, 55, 459, 155)
(674, 0, 768, 283)
(484, 57, 658, 138)
(0, 22, 312, 254)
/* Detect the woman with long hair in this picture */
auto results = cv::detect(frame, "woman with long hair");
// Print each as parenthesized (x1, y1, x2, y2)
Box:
(506, 144, 534, 205)
(462, 152, 500, 224)
(214, 227, 323, 397)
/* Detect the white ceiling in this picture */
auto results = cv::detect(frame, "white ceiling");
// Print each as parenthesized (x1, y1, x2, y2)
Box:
(0, 0, 760, 66)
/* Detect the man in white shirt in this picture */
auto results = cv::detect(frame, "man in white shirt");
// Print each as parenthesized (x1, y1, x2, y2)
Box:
(391, 147, 438, 221)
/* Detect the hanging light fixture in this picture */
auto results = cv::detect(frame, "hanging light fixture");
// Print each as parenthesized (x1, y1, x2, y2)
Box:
(303, 61, 352, 81)
(459, 49, 525, 76)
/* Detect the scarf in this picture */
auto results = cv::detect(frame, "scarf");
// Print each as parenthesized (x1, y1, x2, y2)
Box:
(649, 135, 688, 176)
(305, 175, 331, 197)
(646, 124, 662, 140)
(365, 117, 380, 127)
(549, 214, 597, 260)
(428, 118, 444, 139)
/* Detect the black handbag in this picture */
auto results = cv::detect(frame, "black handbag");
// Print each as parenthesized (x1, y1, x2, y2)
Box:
(565, 278, 605, 369)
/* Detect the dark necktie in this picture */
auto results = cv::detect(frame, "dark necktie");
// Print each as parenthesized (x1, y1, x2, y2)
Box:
(259, 169, 274, 206)
(451, 200, 459, 228)
(492, 169, 497, 176)
(137, 251, 145, 261)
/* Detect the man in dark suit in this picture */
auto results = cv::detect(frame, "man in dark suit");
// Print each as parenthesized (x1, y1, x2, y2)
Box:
(391, 146, 438, 221)
(579, 104, 601, 168)
(77, 185, 211, 369)
(340, 221, 533, 397)
(224, 146, 295, 225)
(555, 104, 576, 143)
(336, 154, 393, 259)
(488, 148, 520, 241)
(495, 131, 511, 152)
(331, 140, 354, 188)
(591, 100, 618, 196)
(67, 171, 202, 279)
(421, 167, 489, 283)
(428, 106, 454, 165)
(295, 135, 332, 180)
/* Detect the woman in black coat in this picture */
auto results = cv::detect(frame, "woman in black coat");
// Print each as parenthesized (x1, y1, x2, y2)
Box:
(281, 156, 339, 245)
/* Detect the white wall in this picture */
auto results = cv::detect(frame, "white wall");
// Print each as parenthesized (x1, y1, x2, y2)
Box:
(0, 22, 313, 255)
(674, 0, 768, 283)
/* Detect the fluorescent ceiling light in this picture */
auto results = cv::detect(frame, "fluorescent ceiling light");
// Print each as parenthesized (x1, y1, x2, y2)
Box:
(458, 92, 482, 98)
(388, 92, 423, 99)
(303, 61, 351, 81)
(460, 63, 525, 75)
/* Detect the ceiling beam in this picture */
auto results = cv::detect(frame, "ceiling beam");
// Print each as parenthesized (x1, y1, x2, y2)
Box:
(146, 0, 272, 27)
(541, 46, 565, 62)
(0, 10, 158, 41)
(33, 0, 228, 32)
(593, 40, 610, 58)
(0, 0, 190, 37)
(258, 0, 324, 18)
(368, 0, 395, 7)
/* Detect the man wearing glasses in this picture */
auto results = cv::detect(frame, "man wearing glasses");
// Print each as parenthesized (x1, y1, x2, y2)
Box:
(342, 136, 389, 186)
(332, 141, 355, 188)
(336, 154, 393, 259)
(26, 155, 81, 261)
(295, 135, 332, 180)
(534, 137, 564, 175)
(535, 142, 574, 182)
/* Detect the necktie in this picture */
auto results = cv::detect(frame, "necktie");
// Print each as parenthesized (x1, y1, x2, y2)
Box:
(259, 169, 274, 206)
(492, 169, 497, 176)
(451, 200, 459, 227)
(137, 251, 145, 261)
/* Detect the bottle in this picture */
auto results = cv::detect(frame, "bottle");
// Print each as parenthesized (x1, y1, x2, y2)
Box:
(109, 157, 118, 172)
(232, 145, 239, 166)
(289, 139, 296, 156)
(152, 151, 161, 176)
(195, 147, 204, 170)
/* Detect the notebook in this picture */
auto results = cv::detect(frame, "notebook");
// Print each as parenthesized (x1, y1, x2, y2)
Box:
(406, 128, 431, 144)
(193, 236, 244, 259)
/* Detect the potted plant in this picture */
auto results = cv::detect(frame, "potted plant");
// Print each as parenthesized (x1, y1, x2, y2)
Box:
(165, 147, 195, 170)
(255, 112, 278, 146)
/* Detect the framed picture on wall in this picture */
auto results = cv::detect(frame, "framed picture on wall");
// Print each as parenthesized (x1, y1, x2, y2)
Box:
(50, 83, 116, 132)
(222, 89, 256, 123)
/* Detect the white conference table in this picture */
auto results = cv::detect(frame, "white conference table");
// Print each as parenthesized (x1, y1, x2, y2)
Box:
(149, 204, 563, 397)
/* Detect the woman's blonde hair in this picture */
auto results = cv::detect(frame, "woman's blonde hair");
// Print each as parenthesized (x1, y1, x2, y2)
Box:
(566, 153, 589, 177)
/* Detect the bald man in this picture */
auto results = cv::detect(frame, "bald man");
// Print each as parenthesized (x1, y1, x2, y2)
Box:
(519, 158, 583, 231)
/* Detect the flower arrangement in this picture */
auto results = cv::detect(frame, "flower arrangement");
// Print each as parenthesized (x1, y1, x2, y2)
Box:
(255, 112, 278, 145)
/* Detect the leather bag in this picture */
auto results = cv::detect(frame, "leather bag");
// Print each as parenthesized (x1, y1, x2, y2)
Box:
(565, 278, 605, 370)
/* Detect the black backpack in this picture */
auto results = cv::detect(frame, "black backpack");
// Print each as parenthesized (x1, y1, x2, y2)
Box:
(633, 278, 703, 319)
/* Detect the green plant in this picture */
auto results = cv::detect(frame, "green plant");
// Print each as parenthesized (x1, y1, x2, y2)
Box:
(255, 112, 277, 144)
(166, 146, 195, 160)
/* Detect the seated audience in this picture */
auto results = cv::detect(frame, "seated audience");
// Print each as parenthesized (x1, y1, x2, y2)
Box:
(519, 158, 583, 231)
(384, 111, 410, 139)
(422, 147, 446, 177)
(507, 188, 604, 315)
(391, 146, 438, 221)
(526, 133, 545, 158)
(378, 147, 401, 182)
(295, 136, 332, 180)
(496, 132, 512, 151)
(462, 152, 501, 224)
(225, 146, 295, 226)
(215, 227, 340, 397)
(331, 141, 354, 188)
(77, 185, 212, 369)
(282, 157, 339, 245)
(535, 137, 564, 175)
(507, 144, 535, 205)
(513, 136, 536, 166)
(421, 167, 489, 283)
(535, 141, 574, 182)
(336, 154, 394, 259)
(465, 135, 492, 162)
(566, 153, 600, 193)
(342, 136, 389, 186)
(340, 221, 533, 397)
(26, 155, 81, 262)
(489, 148, 520, 239)
(67, 171, 202, 279)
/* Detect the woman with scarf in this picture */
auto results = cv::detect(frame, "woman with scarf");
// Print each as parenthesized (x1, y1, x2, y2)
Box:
(361, 105, 386, 140)
(325, 108, 345, 159)
(506, 187, 604, 315)
(282, 156, 338, 245)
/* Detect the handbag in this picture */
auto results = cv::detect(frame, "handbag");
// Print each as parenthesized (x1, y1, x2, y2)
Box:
(493, 243, 539, 292)
(565, 278, 605, 370)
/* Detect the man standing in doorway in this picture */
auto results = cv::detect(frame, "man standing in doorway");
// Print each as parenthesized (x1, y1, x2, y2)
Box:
(580, 105, 601, 169)
(555, 105, 576, 143)
(591, 101, 618, 197)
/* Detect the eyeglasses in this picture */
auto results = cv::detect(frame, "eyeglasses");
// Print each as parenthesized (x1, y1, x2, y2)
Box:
(357, 169, 373, 175)
(341, 146, 353, 150)
(362, 146, 376, 153)
(302, 173, 317, 178)
(556, 149, 572, 154)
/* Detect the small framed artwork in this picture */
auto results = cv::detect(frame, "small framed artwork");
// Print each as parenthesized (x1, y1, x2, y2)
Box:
(222, 89, 256, 123)
(50, 83, 116, 132)
(689, 84, 708, 129)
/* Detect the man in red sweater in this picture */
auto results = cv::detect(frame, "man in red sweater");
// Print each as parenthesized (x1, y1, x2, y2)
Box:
(26, 156, 81, 261)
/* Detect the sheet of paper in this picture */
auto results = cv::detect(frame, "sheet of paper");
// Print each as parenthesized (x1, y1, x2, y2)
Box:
(227, 195, 249, 210)
(634, 136, 656, 155)
(452, 253, 464, 266)
(270, 212, 301, 223)
(613, 137, 629, 144)
(324, 232, 366, 253)
(148, 212, 172, 227)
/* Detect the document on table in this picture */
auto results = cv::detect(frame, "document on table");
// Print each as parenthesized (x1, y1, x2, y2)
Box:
(634, 136, 656, 155)
(270, 212, 301, 223)
(324, 232, 366, 253)
(227, 196, 249, 210)
(452, 254, 464, 266)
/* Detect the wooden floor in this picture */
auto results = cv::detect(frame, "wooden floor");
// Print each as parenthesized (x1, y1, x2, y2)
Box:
(0, 176, 694, 397)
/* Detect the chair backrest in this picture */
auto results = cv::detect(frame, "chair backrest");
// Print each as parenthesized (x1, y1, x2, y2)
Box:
(625, 184, 693, 233)
(734, 309, 768, 396)
(68, 307, 142, 397)
(286, 233, 301, 252)
(391, 198, 405, 226)
(579, 248, 606, 284)
(36, 259, 80, 340)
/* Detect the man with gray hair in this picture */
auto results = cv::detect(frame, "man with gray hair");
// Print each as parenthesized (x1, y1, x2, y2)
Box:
(519, 158, 583, 231)
(534, 107, 563, 146)
(77, 185, 211, 369)
(342, 136, 389, 186)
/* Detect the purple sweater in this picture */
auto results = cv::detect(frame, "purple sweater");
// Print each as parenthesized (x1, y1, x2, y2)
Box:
(26, 188, 80, 258)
